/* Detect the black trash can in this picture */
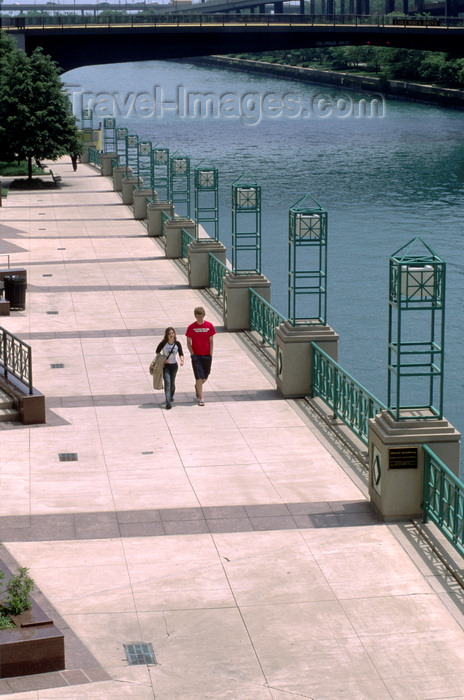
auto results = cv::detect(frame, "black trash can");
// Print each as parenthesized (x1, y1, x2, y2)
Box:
(4, 275, 26, 310)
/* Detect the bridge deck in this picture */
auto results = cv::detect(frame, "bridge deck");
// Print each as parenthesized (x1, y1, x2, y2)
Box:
(0, 160, 463, 697)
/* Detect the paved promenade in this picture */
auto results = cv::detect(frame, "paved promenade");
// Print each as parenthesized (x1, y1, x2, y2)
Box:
(0, 160, 463, 699)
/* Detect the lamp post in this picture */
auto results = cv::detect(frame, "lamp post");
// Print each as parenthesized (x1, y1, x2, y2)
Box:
(288, 193, 328, 326)
(169, 151, 190, 218)
(275, 193, 338, 399)
(194, 164, 219, 242)
(368, 236, 460, 521)
(153, 145, 170, 201)
(222, 173, 270, 331)
(387, 236, 445, 421)
(231, 173, 261, 275)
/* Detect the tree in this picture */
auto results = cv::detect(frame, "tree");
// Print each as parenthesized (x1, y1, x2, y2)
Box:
(0, 41, 83, 179)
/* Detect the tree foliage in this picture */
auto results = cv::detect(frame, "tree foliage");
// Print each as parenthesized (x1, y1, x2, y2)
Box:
(0, 36, 83, 178)
(238, 45, 464, 88)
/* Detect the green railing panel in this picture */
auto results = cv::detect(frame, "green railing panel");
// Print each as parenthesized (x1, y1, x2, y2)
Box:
(312, 343, 386, 445)
(181, 227, 195, 260)
(423, 446, 464, 559)
(249, 288, 285, 350)
(209, 253, 227, 297)
(161, 209, 172, 237)
(88, 148, 101, 166)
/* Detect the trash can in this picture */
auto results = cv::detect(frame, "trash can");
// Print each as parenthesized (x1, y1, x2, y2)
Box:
(4, 275, 26, 310)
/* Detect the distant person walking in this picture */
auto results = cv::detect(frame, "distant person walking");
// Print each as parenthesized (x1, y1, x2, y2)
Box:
(71, 154, 78, 172)
(155, 327, 184, 410)
(185, 306, 215, 406)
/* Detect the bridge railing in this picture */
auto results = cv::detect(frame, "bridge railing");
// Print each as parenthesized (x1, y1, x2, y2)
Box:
(0, 327, 33, 395)
(423, 445, 464, 559)
(208, 253, 228, 297)
(249, 288, 286, 350)
(88, 148, 101, 167)
(181, 227, 195, 263)
(2, 14, 461, 29)
(312, 342, 386, 445)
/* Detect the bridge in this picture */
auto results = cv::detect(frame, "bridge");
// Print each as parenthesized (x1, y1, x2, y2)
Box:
(2, 0, 462, 19)
(4, 15, 464, 71)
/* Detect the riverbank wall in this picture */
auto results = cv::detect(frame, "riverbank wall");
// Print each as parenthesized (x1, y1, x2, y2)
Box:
(189, 55, 464, 110)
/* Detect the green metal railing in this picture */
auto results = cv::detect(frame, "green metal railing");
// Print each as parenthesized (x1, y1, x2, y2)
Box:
(161, 209, 172, 238)
(423, 446, 464, 559)
(249, 288, 285, 349)
(111, 158, 119, 170)
(88, 148, 101, 166)
(181, 227, 195, 260)
(209, 253, 228, 297)
(0, 327, 33, 395)
(312, 342, 386, 445)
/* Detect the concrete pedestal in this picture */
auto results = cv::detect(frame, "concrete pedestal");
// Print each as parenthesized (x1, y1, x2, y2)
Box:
(223, 272, 271, 331)
(188, 239, 227, 289)
(368, 410, 461, 521)
(164, 218, 196, 259)
(81, 148, 90, 164)
(121, 177, 141, 206)
(275, 321, 339, 398)
(147, 201, 173, 237)
(100, 152, 117, 177)
(113, 166, 130, 192)
(133, 189, 153, 220)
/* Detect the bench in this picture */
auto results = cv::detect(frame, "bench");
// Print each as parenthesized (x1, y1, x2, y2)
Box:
(48, 169, 62, 186)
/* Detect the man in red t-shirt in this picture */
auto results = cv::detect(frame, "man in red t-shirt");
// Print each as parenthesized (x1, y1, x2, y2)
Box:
(185, 306, 216, 406)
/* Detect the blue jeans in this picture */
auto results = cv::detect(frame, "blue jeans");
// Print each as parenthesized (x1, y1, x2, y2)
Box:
(163, 363, 178, 406)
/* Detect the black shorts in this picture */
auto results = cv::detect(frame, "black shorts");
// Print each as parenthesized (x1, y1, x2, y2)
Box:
(191, 354, 212, 380)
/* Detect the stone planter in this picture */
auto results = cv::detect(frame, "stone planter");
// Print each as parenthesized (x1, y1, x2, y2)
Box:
(0, 564, 64, 678)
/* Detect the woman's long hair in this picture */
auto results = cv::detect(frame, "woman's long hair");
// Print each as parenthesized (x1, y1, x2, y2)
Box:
(163, 327, 177, 343)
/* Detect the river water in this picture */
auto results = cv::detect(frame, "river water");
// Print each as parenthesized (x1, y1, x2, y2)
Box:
(63, 59, 464, 467)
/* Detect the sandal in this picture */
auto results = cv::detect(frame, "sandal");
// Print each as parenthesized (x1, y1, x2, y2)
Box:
(198, 400, 205, 406)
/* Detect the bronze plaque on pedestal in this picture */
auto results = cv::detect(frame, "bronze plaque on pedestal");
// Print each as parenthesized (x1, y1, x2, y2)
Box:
(389, 447, 418, 469)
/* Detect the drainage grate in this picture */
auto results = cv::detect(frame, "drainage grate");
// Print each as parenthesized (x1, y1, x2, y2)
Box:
(124, 643, 156, 666)
(46, 311, 59, 315)
(58, 453, 78, 462)
(50, 363, 64, 369)
(142, 451, 154, 455)
(42, 274, 53, 277)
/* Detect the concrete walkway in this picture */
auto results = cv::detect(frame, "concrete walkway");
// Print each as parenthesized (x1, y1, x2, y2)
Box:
(0, 160, 463, 699)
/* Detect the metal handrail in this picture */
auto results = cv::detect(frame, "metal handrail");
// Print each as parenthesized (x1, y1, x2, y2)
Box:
(88, 148, 101, 166)
(181, 227, 195, 260)
(423, 445, 464, 559)
(2, 14, 462, 30)
(312, 342, 386, 445)
(249, 288, 285, 350)
(0, 327, 33, 395)
(208, 253, 228, 297)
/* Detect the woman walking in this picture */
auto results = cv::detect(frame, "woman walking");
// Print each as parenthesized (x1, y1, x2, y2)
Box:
(155, 327, 184, 410)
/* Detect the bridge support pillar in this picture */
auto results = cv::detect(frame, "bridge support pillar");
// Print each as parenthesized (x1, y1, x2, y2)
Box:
(368, 411, 461, 521)
(274, 1, 284, 11)
(223, 272, 271, 332)
(188, 239, 227, 289)
(299, 0, 305, 12)
(147, 201, 173, 237)
(164, 218, 196, 259)
(275, 321, 339, 399)
(385, 0, 395, 13)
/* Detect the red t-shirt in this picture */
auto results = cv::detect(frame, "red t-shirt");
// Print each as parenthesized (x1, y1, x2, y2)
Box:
(185, 321, 216, 356)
